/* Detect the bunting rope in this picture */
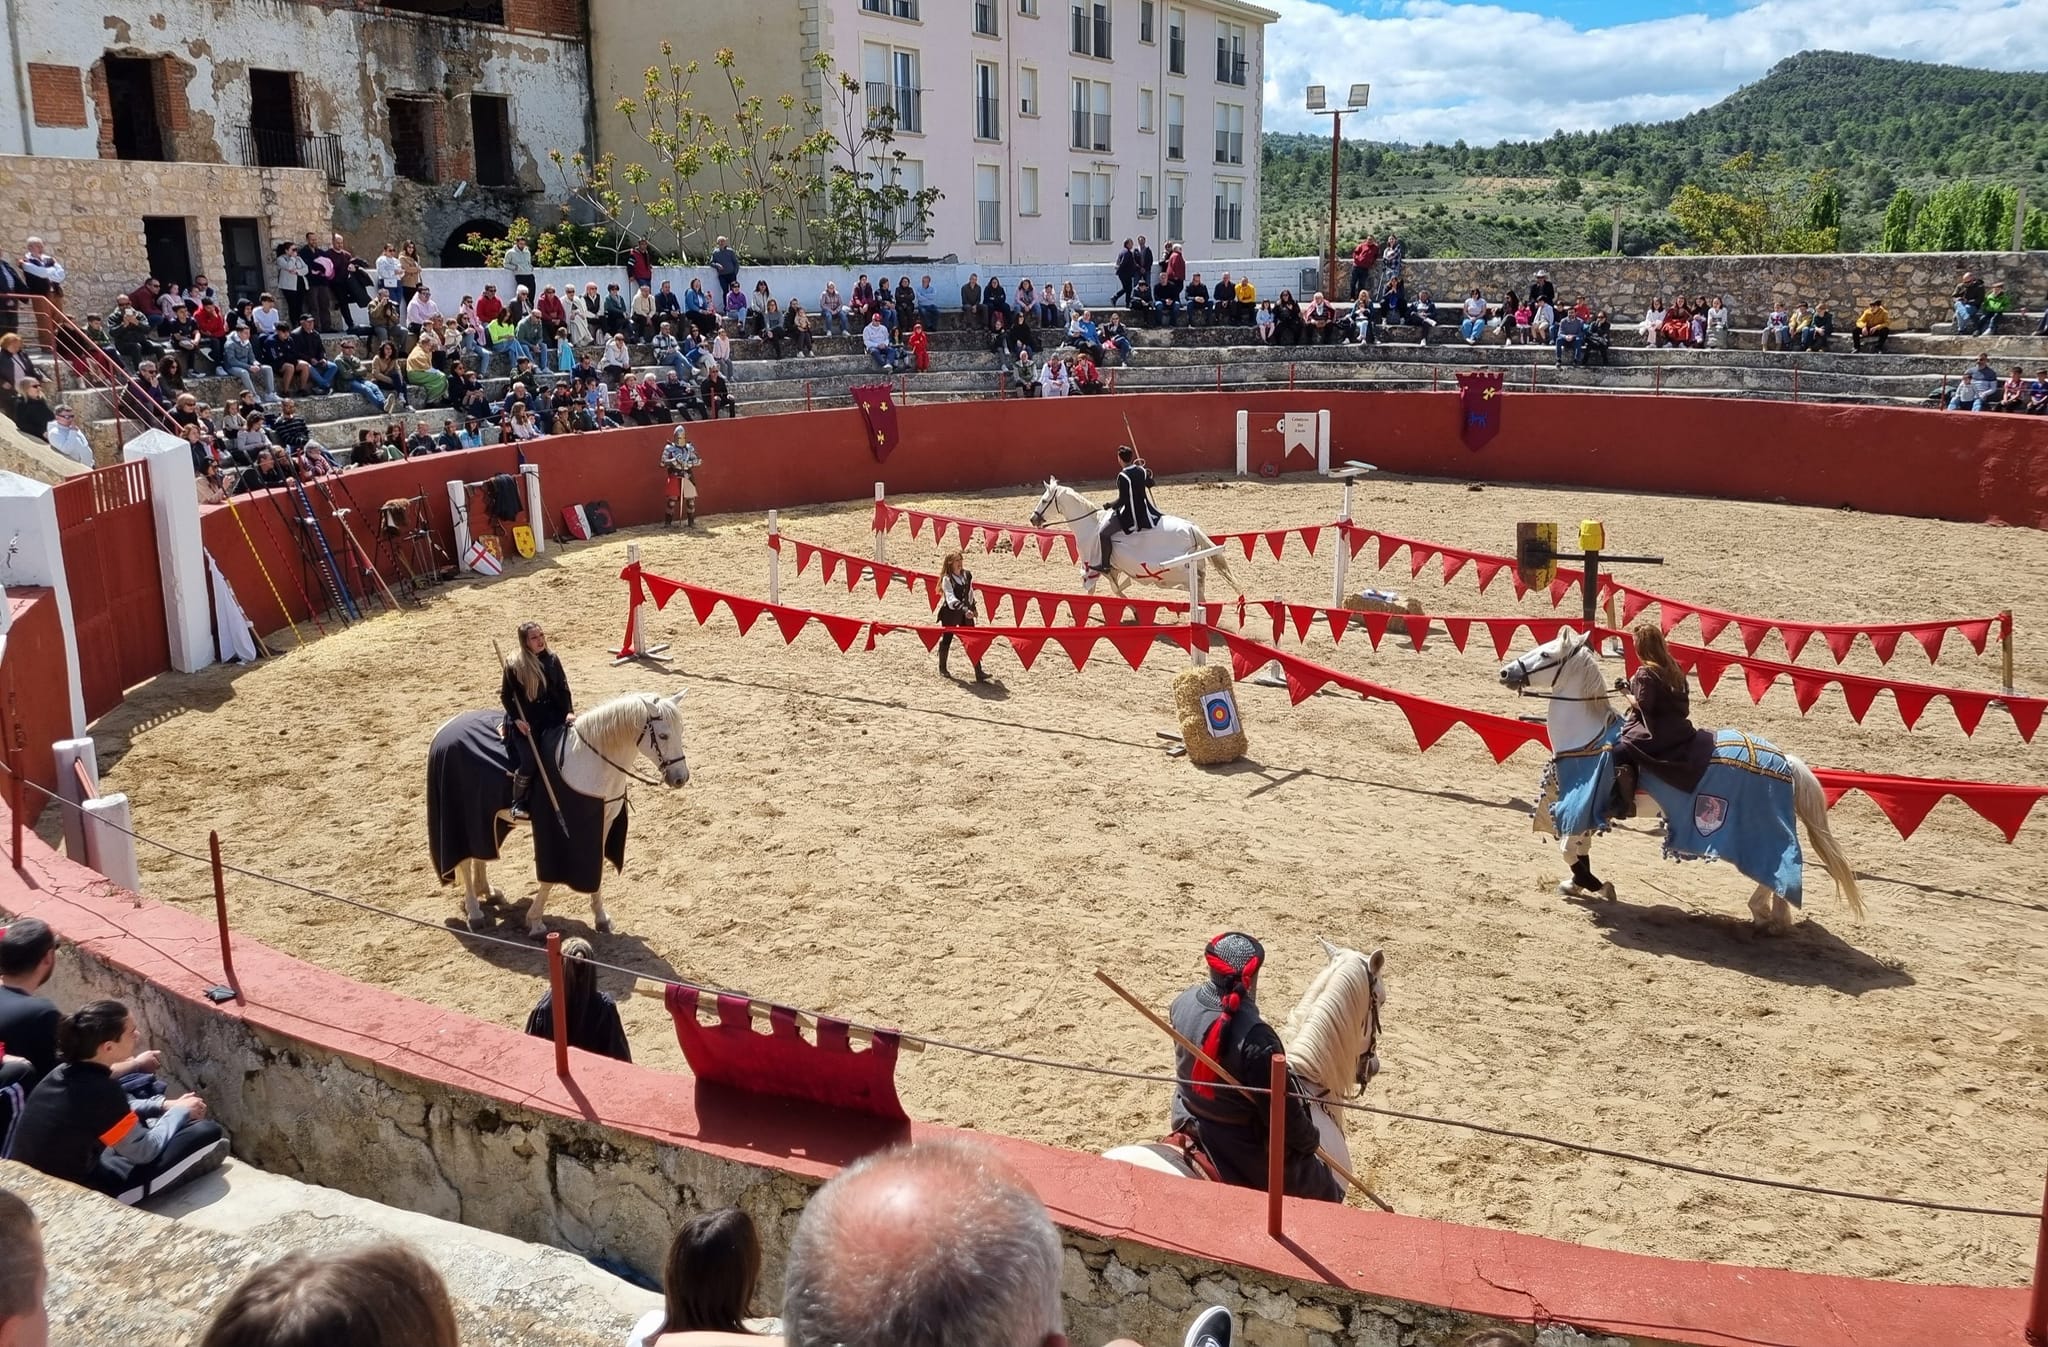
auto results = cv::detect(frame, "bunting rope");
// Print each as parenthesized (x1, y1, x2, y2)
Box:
(872, 497, 2012, 666)
(621, 562, 2048, 842)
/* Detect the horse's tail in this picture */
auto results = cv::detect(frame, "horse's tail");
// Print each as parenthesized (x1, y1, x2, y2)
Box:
(1789, 755, 1864, 919)
(1195, 528, 1244, 596)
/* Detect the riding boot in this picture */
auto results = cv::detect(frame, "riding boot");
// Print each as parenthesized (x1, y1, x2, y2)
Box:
(685, 499, 696, 527)
(509, 771, 533, 821)
(1610, 763, 1637, 820)
(938, 634, 953, 678)
(973, 661, 988, 682)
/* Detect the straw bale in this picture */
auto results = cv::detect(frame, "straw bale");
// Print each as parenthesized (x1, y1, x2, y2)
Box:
(1171, 665, 1248, 765)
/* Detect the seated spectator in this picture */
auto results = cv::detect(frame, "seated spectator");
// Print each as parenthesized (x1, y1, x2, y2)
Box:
(269, 401, 310, 453)
(1234, 276, 1256, 325)
(1008, 310, 1041, 358)
(158, 353, 190, 395)
(1531, 297, 1556, 347)
(0, 1188, 47, 1347)
(1272, 291, 1303, 346)
(1035, 278, 1062, 330)
(331, 339, 386, 412)
(1184, 275, 1212, 327)
(709, 329, 733, 378)
(1458, 289, 1489, 345)
(1584, 311, 1612, 365)
(1303, 292, 1337, 344)
(2025, 369, 2048, 414)
(628, 1207, 780, 1346)
(1982, 282, 2012, 333)
(1788, 303, 1813, 351)
(2000, 365, 2028, 413)
(1254, 301, 1275, 344)
(1949, 352, 2002, 411)
(1070, 351, 1105, 394)
(819, 282, 849, 337)
(525, 936, 631, 1061)
(12, 999, 227, 1205)
(1066, 310, 1104, 364)
(1494, 290, 1521, 345)
(44, 404, 93, 467)
(916, 275, 940, 332)
(601, 333, 633, 385)
(1010, 348, 1038, 396)
(1554, 310, 1586, 367)
(1099, 313, 1132, 365)
(1212, 272, 1235, 322)
(759, 300, 785, 358)
(9, 377, 53, 441)
(1038, 354, 1069, 398)
(1409, 290, 1440, 345)
(783, 303, 814, 358)
(652, 323, 688, 381)
(237, 446, 291, 492)
(958, 274, 983, 332)
(1761, 304, 1791, 351)
(862, 313, 900, 371)
(197, 1243, 460, 1347)
(1953, 270, 1988, 335)
(1854, 299, 1891, 353)
(700, 365, 739, 420)
(632, 283, 658, 341)
(658, 370, 707, 422)
(622, 374, 666, 427)
(405, 331, 449, 406)
(433, 419, 464, 455)
(1638, 297, 1668, 346)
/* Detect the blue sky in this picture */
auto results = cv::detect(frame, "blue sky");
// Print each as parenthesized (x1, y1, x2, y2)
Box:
(1259, 0, 2048, 145)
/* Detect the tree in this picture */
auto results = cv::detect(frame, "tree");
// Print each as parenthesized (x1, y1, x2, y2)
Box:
(1881, 188, 1916, 251)
(1908, 181, 1978, 251)
(1553, 176, 1582, 201)
(1582, 210, 1614, 254)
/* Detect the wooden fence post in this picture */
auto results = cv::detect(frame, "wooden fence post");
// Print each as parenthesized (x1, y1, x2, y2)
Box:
(1267, 1052, 1287, 1237)
(546, 931, 570, 1077)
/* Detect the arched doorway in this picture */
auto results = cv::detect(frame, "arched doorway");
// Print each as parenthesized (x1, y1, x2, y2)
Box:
(440, 218, 508, 266)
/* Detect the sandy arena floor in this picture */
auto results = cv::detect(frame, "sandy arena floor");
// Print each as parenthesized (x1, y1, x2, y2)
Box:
(97, 472, 2048, 1286)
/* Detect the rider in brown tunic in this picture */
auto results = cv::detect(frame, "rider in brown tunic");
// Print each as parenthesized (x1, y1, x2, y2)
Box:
(1612, 622, 1713, 817)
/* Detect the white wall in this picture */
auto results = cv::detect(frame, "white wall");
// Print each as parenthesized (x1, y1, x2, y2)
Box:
(0, 472, 86, 737)
(420, 255, 1324, 318)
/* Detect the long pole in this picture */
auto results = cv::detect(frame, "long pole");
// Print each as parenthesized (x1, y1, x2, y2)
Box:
(1267, 1052, 1288, 1236)
(1326, 108, 1342, 299)
(1094, 969, 1390, 1211)
(209, 830, 241, 998)
(2028, 1162, 2047, 1345)
(546, 931, 570, 1077)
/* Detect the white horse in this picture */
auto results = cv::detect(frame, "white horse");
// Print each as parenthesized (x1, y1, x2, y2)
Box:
(1105, 941, 1386, 1187)
(427, 691, 691, 937)
(1500, 629, 1861, 933)
(1028, 477, 1240, 598)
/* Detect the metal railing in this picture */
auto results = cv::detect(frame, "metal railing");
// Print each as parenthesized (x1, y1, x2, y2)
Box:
(1216, 44, 1247, 85)
(975, 96, 1000, 141)
(1070, 203, 1111, 244)
(863, 82, 923, 133)
(1213, 202, 1242, 241)
(1166, 126, 1184, 160)
(1166, 204, 1184, 239)
(1, 293, 181, 449)
(229, 124, 345, 187)
(1215, 129, 1243, 164)
(1070, 5, 1111, 56)
(1168, 34, 1185, 74)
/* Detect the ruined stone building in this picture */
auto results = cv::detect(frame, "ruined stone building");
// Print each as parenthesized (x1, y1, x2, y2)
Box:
(0, 0, 593, 312)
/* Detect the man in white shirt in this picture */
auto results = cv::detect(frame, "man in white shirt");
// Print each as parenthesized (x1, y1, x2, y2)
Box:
(406, 287, 440, 330)
(1039, 354, 1069, 397)
(250, 294, 283, 339)
(44, 405, 93, 467)
(19, 237, 64, 296)
(862, 312, 897, 370)
(375, 244, 403, 301)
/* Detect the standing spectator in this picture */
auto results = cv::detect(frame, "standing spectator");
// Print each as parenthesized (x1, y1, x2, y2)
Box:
(19, 237, 64, 303)
(0, 1188, 48, 1347)
(1949, 352, 2002, 410)
(1113, 239, 1140, 306)
(274, 242, 309, 326)
(374, 243, 403, 304)
(1381, 232, 1405, 278)
(958, 273, 982, 332)
(1527, 268, 1555, 310)
(299, 231, 335, 332)
(197, 1244, 461, 1347)
(503, 236, 534, 302)
(627, 1208, 779, 1346)
(1349, 235, 1380, 300)
(12, 999, 228, 1204)
(1853, 299, 1891, 353)
(397, 241, 424, 306)
(524, 929, 626, 1056)
(1158, 244, 1187, 325)
(906, 322, 930, 373)
(710, 238, 739, 294)
(626, 238, 654, 292)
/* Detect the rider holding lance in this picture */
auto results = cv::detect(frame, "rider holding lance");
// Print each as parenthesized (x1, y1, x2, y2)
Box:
(502, 620, 576, 821)
(1092, 445, 1161, 577)
(1169, 932, 1342, 1202)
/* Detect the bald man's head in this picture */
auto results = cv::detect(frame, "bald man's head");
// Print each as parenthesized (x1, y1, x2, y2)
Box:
(783, 1140, 1065, 1347)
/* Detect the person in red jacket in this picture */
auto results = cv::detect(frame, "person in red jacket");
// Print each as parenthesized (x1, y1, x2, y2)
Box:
(906, 322, 930, 373)
(535, 286, 567, 344)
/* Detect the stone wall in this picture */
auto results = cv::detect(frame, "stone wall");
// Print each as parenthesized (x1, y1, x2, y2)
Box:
(1389, 252, 2048, 332)
(0, 155, 336, 316)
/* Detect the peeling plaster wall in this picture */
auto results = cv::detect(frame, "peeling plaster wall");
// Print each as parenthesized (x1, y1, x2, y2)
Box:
(3, 0, 590, 265)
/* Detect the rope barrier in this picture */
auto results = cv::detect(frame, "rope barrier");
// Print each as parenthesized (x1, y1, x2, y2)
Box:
(2, 762, 2039, 1225)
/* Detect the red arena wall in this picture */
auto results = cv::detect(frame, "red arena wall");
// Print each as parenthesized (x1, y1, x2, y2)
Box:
(0, 590, 70, 823)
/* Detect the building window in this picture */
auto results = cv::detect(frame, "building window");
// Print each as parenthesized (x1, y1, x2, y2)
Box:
(1138, 87, 1154, 134)
(1213, 102, 1243, 165)
(1019, 0, 1037, 13)
(1070, 78, 1110, 152)
(101, 55, 166, 161)
(1138, 173, 1155, 220)
(1140, 0, 1155, 42)
(1018, 65, 1039, 116)
(471, 93, 514, 187)
(387, 95, 439, 183)
(974, 0, 998, 36)
(976, 163, 1003, 242)
(1019, 164, 1040, 215)
(861, 0, 918, 18)
(245, 69, 302, 168)
(1069, 169, 1111, 243)
(382, 0, 504, 19)
(1069, 1, 1111, 59)
(974, 62, 1000, 140)
(879, 157, 928, 241)
(1215, 20, 1247, 86)
(1213, 178, 1242, 241)
(1165, 174, 1185, 240)
(863, 44, 923, 134)
(1164, 92, 1183, 161)
(1167, 7, 1185, 75)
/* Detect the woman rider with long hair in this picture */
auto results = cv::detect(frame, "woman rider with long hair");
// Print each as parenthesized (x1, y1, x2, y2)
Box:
(502, 620, 575, 820)
(1612, 621, 1709, 817)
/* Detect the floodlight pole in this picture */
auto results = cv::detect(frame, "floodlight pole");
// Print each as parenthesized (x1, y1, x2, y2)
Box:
(1311, 86, 1368, 299)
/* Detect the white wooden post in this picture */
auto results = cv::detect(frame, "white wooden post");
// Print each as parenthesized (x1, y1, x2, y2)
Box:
(81, 794, 140, 892)
(612, 542, 672, 665)
(447, 479, 473, 571)
(1235, 410, 1250, 475)
(873, 482, 888, 564)
(1331, 474, 1353, 608)
(520, 463, 545, 554)
(51, 737, 95, 860)
(768, 510, 781, 605)
(1187, 557, 1206, 667)
(1316, 409, 1331, 475)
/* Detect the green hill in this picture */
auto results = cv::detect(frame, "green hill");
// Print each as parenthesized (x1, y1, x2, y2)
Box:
(1260, 51, 2048, 258)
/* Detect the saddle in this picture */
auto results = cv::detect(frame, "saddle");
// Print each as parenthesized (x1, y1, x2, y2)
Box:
(1159, 1129, 1223, 1183)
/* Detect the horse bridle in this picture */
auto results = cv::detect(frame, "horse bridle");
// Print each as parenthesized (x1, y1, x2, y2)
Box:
(1029, 490, 1102, 530)
(572, 702, 687, 789)
(1504, 639, 1612, 702)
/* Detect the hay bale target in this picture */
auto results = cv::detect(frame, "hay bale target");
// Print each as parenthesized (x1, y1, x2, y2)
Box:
(1172, 665, 1247, 764)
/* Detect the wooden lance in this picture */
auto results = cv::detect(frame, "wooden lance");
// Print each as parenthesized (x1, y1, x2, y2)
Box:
(492, 638, 571, 839)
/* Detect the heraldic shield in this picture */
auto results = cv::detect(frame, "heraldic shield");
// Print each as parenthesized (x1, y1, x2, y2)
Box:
(1457, 370, 1504, 451)
(851, 383, 900, 462)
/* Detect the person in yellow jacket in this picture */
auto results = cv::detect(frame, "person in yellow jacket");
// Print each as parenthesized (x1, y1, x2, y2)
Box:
(1853, 299, 1891, 354)
(1233, 276, 1256, 325)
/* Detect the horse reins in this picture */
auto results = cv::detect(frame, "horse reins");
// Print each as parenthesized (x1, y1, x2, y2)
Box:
(572, 704, 686, 790)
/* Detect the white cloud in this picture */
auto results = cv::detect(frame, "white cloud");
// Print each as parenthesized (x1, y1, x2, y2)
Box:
(1260, 0, 2048, 146)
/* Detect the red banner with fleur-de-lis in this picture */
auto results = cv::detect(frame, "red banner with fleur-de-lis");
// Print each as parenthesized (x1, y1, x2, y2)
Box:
(850, 383, 900, 462)
(1457, 370, 1504, 452)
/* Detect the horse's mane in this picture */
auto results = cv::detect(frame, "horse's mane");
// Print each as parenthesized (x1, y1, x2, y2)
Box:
(574, 692, 657, 754)
(1283, 946, 1383, 1100)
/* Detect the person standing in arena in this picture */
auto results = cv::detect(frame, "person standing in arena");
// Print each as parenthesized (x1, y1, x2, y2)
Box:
(501, 621, 575, 822)
(935, 550, 988, 683)
(1092, 445, 1159, 577)
(661, 426, 701, 528)
(1168, 932, 1341, 1201)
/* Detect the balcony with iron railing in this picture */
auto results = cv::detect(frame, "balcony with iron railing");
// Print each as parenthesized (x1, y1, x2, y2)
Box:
(1214, 202, 1242, 241)
(863, 82, 923, 133)
(229, 124, 345, 187)
(1070, 202, 1111, 243)
(1070, 7, 1112, 57)
(1166, 204, 1184, 239)
(1071, 110, 1112, 152)
(1216, 45, 1248, 86)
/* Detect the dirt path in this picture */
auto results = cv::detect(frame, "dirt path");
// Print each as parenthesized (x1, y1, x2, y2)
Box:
(100, 472, 2048, 1285)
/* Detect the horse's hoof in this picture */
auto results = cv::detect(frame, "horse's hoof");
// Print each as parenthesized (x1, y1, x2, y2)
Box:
(595, 915, 615, 934)
(526, 924, 548, 941)
(488, 887, 506, 903)
(466, 915, 487, 933)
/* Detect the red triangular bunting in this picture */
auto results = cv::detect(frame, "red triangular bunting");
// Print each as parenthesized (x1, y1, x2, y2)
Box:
(1265, 529, 1287, 559)
(1441, 550, 1469, 583)
(1289, 605, 1317, 641)
(1822, 627, 1858, 663)
(1469, 713, 1547, 764)
(816, 612, 864, 652)
(1397, 697, 1464, 751)
(1036, 533, 1057, 561)
(794, 541, 817, 574)
(1963, 786, 2048, 842)
(820, 553, 841, 585)
(1441, 618, 1471, 654)
(1838, 679, 1881, 723)
(1778, 624, 1816, 662)
(1620, 588, 1654, 624)
(2007, 698, 2045, 744)
(684, 586, 721, 626)
(1063, 535, 1081, 563)
(1868, 628, 1902, 663)
(1236, 533, 1257, 560)
(641, 571, 683, 612)
(1908, 624, 1948, 662)
(874, 568, 893, 599)
(1691, 650, 1731, 698)
(1486, 619, 1519, 660)
(1377, 535, 1402, 570)
(1355, 610, 1389, 650)
(906, 511, 927, 540)
(1696, 611, 1731, 644)
(1948, 691, 1991, 737)
(957, 630, 995, 665)
(1474, 558, 1506, 593)
(1281, 654, 1330, 704)
(1006, 631, 1046, 671)
(1326, 608, 1349, 644)
(1410, 546, 1436, 579)
(1659, 603, 1691, 636)
(1958, 619, 1993, 655)
(1104, 627, 1155, 670)
(1863, 784, 1947, 839)
(1547, 575, 1573, 607)
(1300, 526, 1321, 557)
(1891, 684, 1935, 729)
(1053, 630, 1097, 671)
(772, 605, 809, 644)
(1737, 620, 1773, 655)
(1742, 663, 1778, 704)
(724, 595, 765, 636)
(1345, 525, 1368, 560)
(1787, 669, 1828, 712)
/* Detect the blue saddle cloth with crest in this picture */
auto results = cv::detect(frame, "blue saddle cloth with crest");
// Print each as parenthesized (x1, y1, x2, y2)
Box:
(1547, 724, 1805, 906)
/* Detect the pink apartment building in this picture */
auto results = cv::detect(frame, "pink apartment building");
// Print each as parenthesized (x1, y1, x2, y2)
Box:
(589, 0, 1277, 264)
